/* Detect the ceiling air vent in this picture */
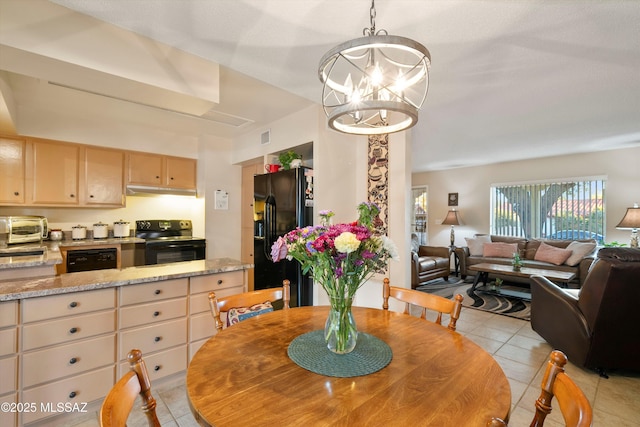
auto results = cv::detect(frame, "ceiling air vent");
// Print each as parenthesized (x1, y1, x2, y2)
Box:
(261, 130, 271, 145)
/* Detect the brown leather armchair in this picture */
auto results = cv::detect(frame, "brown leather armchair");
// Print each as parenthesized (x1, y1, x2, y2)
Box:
(530, 248, 640, 374)
(411, 234, 450, 289)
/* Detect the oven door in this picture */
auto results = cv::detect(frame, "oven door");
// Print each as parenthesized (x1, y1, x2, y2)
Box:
(144, 239, 206, 265)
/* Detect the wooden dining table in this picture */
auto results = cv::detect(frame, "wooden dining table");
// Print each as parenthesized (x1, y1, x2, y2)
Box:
(186, 306, 511, 426)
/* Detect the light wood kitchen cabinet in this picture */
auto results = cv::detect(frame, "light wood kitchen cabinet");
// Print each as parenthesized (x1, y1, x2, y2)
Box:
(0, 300, 18, 427)
(19, 288, 117, 425)
(188, 271, 245, 358)
(241, 163, 263, 291)
(127, 152, 196, 190)
(118, 279, 188, 380)
(0, 136, 25, 204)
(28, 138, 80, 205)
(82, 146, 125, 206)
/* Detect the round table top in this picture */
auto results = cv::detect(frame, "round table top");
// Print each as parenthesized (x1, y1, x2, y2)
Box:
(187, 306, 511, 426)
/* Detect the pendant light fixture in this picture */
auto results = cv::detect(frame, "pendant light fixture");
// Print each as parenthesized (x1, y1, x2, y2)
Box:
(318, 0, 431, 135)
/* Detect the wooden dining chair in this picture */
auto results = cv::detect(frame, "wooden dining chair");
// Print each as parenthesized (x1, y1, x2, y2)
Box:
(99, 349, 160, 427)
(209, 279, 290, 331)
(487, 350, 593, 427)
(382, 278, 464, 331)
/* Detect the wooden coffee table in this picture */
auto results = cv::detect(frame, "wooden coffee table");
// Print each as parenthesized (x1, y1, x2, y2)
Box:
(468, 263, 576, 300)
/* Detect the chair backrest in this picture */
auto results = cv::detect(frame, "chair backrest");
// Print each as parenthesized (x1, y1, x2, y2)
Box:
(487, 350, 593, 427)
(209, 279, 290, 331)
(382, 278, 463, 331)
(100, 349, 160, 427)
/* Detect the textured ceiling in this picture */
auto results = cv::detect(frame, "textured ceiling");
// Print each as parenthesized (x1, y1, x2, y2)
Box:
(9, 1, 640, 171)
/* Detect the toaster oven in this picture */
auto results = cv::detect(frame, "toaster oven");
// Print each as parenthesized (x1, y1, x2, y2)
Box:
(0, 216, 48, 245)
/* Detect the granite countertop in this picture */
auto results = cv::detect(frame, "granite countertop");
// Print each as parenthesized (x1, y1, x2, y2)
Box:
(0, 258, 253, 301)
(0, 238, 144, 270)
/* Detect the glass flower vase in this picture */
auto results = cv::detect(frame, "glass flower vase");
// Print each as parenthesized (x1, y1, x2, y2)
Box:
(324, 296, 358, 354)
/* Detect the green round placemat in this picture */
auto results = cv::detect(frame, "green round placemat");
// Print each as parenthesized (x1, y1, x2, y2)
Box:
(287, 330, 392, 377)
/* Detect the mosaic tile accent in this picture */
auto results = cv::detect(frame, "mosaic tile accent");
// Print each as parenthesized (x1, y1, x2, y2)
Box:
(367, 133, 389, 235)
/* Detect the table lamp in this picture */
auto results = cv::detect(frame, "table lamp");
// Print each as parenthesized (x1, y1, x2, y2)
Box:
(616, 203, 640, 248)
(442, 210, 462, 246)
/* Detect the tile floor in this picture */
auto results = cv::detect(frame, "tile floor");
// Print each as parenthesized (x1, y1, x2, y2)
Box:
(63, 308, 640, 427)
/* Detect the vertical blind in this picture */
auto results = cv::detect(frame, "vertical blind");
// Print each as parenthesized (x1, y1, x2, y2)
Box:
(490, 178, 605, 242)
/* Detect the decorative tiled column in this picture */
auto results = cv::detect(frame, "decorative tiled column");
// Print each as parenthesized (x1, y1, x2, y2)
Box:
(368, 133, 389, 236)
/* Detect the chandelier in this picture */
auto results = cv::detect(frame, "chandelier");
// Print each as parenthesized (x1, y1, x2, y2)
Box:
(318, 0, 431, 135)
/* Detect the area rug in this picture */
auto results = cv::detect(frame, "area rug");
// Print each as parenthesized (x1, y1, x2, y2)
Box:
(416, 278, 531, 321)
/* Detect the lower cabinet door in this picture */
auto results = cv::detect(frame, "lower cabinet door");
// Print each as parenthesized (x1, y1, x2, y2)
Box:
(119, 318, 187, 360)
(119, 345, 187, 382)
(21, 366, 114, 424)
(0, 393, 17, 427)
(21, 335, 115, 388)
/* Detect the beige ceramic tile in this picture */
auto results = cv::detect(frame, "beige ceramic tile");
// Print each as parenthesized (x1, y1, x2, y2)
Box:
(468, 325, 516, 343)
(507, 377, 529, 406)
(496, 343, 550, 368)
(464, 333, 506, 354)
(484, 316, 528, 334)
(494, 355, 540, 384)
(506, 334, 553, 353)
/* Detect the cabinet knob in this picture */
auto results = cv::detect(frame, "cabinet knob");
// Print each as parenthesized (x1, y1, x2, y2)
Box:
(170, 177, 174, 180)
(154, 336, 161, 342)
(69, 327, 78, 334)
(70, 194, 75, 198)
(154, 365, 161, 372)
(69, 301, 78, 308)
(69, 357, 78, 365)
(155, 176, 160, 179)
(154, 289, 161, 295)
(89, 194, 94, 198)
(69, 391, 77, 399)
(217, 279, 223, 285)
(14, 191, 19, 196)
(153, 311, 160, 317)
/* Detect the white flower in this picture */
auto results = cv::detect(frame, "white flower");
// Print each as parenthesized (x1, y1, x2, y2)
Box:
(334, 232, 361, 253)
(380, 235, 400, 261)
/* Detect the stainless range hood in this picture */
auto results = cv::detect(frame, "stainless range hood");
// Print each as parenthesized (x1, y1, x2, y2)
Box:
(126, 185, 197, 197)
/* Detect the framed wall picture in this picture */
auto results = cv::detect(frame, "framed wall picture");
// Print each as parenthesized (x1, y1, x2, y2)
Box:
(448, 193, 458, 206)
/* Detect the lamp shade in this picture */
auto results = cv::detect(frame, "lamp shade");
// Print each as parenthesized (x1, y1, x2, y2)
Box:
(442, 210, 461, 226)
(616, 205, 640, 229)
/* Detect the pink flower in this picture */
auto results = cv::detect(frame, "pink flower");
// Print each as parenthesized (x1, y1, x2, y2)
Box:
(271, 237, 288, 262)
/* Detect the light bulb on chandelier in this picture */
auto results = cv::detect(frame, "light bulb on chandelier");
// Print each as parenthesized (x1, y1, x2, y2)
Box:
(318, 0, 431, 135)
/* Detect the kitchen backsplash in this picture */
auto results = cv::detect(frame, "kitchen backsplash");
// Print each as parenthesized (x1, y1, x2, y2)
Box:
(0, 195, 206, 238)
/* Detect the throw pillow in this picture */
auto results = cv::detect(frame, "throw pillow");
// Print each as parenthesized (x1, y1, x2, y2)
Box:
(534, 242, 572, 266)
(226, 301, 274, 327)
(465, 235, 491, 256)
(482, 242, 519, 258)
(564, 241, 597, 266)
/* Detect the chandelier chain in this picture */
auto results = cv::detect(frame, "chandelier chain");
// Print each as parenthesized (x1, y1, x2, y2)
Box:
(369, 0, 376, 34)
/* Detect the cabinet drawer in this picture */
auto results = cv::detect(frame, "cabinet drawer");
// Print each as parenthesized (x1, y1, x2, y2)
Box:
(0, 356, 17, 395)
(190, 271, 244, 294)
(119, 345, 187, 383)
(189, 312, 215, 343)
(119, 318, 187, 360)
(190, 284, 244, 314)
(21, 366, 114, 424)
(22, 335, 115, 388)
(0, 301, 18, 328)
(120, 297, 187, 329)
(120, 279, 188, 306)
(22, 288, 115, 323)
(189, 339, 208, 362)
(0, 328, 17, 357)
(0, 393, 16, 427)
(22, 310, 115, 351)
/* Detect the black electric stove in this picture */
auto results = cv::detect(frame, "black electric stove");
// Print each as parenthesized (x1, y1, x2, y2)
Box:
(135, 220, 206, 265)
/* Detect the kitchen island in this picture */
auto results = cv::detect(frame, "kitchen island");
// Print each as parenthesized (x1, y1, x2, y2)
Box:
(0, 258, 251, 427)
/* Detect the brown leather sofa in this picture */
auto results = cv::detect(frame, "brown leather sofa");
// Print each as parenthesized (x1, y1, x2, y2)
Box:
(530, 248, 640, 373)
(411, 235, 450, 289)
(455, 235, 597, 287)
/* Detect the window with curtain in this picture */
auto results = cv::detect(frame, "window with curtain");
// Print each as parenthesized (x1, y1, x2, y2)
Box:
(490, 177, 605, 243)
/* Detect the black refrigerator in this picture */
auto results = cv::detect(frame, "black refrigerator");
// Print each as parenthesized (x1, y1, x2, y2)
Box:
(253, 167, 314, 306)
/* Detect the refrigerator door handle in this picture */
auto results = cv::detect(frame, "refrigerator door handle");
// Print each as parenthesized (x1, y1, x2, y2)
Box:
(264, 195, 276, 261)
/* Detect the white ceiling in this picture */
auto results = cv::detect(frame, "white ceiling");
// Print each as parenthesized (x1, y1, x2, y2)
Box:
(5, 0, 640, 171)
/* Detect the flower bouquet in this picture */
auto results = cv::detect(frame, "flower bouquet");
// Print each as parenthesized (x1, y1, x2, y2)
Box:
(271, 202, 398, 354)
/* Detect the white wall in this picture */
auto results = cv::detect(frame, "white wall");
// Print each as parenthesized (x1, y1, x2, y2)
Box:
(412, 146, 640, 247)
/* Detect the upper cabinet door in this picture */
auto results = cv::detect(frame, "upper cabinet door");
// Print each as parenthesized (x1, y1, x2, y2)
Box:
(0, 137, 25, 204)
(30, 139, 79, 205)
(165, 156, 196, 189)
(127, 152, 163, 186)
(84, 146, 125, 206)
